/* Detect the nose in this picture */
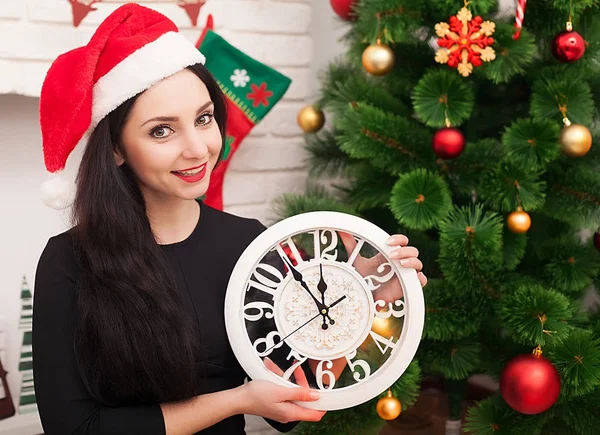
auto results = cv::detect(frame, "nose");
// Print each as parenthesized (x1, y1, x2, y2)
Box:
(180, 128, 209, 160)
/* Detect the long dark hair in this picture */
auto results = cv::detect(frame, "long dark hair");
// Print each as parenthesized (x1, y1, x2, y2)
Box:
(71, 63, 227, 405)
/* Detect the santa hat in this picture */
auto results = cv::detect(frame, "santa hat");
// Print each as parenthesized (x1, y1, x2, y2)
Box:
(39, 3, 205, 209)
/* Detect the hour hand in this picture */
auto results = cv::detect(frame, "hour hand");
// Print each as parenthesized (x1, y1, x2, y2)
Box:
(317, 263, 334, 329)
(281, 256, 328, 312)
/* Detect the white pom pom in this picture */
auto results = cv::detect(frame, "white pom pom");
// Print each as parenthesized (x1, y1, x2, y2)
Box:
(40, 172, 75, 210)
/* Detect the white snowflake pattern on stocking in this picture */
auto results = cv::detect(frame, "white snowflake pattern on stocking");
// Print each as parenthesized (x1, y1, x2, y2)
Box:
(230, 69, 250, 88)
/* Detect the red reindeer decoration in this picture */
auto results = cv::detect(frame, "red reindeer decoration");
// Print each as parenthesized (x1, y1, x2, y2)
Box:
(177, 0, 207, 27)
(69, 0, 102, 27)
(69, 0, 207, 28)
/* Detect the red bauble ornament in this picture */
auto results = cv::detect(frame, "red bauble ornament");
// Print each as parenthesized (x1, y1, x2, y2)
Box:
(594, 231, 600, 252)
(329, 0, 356, 21)
(281, 244, 309, 267)
(432, 128, 465, 159)
(500, 353, 561, 414)
(552, 30, 586, 63)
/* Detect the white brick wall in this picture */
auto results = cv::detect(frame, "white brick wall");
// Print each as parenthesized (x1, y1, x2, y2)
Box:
(0, 1, 323, 434)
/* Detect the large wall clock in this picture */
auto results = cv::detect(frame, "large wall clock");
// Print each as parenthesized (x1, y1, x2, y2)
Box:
(225, 211, 425, 410)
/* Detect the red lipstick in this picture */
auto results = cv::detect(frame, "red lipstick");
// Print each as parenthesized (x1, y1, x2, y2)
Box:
(171, 164, 207, 183)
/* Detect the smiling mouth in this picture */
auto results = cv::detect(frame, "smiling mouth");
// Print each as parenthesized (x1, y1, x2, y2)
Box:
(171, 164, 206, 176)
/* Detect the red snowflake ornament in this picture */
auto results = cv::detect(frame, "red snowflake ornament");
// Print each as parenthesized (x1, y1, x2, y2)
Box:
(246, 83, 273, 108)
(435, 6, 496, 77)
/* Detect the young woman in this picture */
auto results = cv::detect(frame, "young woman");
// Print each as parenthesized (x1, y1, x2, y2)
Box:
(32, 4, 427, 435)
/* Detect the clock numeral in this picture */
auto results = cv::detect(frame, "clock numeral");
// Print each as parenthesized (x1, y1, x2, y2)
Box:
(248, 263, 285, 299)
(374, 299, 406, 319)
(275, 238, 306, 266)
(363, 262, 395, 291)
(346, 236, 365, 266)
(253, 331, 283, 357)
(243, 301, 274, 322)
(345, 349, 371, 382)
(310, 229, 339, 261)
(282, 349, 308, 381)
(316, 360, 336, 390)
(369, 330, 397, 355)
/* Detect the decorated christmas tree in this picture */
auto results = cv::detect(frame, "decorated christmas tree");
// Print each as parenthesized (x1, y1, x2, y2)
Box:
(274, 0, 600, 433)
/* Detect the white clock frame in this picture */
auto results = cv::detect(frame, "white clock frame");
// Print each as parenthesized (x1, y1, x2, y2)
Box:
(224, 211, 425, 410)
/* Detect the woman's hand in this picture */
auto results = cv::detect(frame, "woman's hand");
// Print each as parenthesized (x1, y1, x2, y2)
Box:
(240, 376, 325, 424)
(339, 232, 427, 304)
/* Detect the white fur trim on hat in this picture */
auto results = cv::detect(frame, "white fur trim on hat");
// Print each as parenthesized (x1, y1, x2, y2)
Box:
(40, 171, 75, 210)
(90, 31, 206, 130)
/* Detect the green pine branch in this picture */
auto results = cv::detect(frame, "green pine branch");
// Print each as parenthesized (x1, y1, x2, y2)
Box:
(412, 69, 475, 128)
(304, 129, 353, 178)
(335, 101, 435, 174)
(502, 118, 561, 172)
(530, 68, 595, 126)
(499, 283, 574, 347)
(389, 169, 453, 230)
(478, 24, 536, 84)
(479, 162, 547, 213)
(540, 236, 600, 293)
(464, 395, 547, 435)
(542, 162, 600, 227)
(549, 328, 600, 398)
(421, 278, 482, 341)
(438, 205, 504, 290)
(420, 340, 482, 380)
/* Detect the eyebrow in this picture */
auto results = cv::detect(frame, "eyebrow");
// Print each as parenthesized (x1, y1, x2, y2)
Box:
(140, 101, 214, 127)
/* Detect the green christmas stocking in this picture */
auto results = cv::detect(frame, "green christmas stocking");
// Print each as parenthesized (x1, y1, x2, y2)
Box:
(196, 18, 291, 210)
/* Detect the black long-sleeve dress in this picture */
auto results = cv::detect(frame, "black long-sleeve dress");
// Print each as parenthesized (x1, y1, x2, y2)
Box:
(32, 200, 298, 435)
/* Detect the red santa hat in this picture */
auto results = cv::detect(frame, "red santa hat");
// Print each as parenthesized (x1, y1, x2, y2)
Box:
(39, 3, 205, 209)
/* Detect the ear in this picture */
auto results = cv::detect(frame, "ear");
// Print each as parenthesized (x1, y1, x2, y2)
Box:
(113, 149, 125, 166)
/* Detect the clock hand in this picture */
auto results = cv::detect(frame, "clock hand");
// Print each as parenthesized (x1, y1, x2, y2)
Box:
(263, 295, 347, 355)
(317, 263, 333, 330)
(328, 294, 347, 309)
(281, 255, 328, 313)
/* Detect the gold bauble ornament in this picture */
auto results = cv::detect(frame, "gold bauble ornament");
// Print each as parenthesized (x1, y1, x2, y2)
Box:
(362, 42, 395, 76)
(371, 316, 391, 337)
(507, 206, 531, 234)
(560, 122, 592, 157)
(377, 390, 402, 420)
(297, 105, 325, 133)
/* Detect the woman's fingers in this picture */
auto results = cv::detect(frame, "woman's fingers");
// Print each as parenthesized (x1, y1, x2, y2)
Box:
(293, 362, 309, 388)
(264, 357, 284, 376)
(264, 358, 310, 388)
(282, 403, 326, 422)
(397, 257, 423, 271)
(284, 386, 321, 402)
(386, 234, 409, 247)
(418, 271, 428, 287)
(389, 246, 419, 260)
(338, 231, 358, 255)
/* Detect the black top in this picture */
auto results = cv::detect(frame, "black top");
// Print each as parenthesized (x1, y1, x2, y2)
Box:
(32, 201, 298, 435)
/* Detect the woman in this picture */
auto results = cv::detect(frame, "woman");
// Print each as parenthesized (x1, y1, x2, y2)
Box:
(32, 4, 427, 435)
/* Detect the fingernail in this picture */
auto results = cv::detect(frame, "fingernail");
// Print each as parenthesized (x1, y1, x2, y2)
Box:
(400, 259, 409, 266)
(309, 391, 320, 400)
(389, 250, 400, 259)
(264, 357, 272, 363)
(386, 236, 397, 245)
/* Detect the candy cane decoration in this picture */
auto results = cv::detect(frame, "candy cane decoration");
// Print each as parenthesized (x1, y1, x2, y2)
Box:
(513, 0, 527, 39)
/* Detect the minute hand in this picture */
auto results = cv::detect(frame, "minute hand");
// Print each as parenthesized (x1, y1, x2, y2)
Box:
(281, 256, 326, 311)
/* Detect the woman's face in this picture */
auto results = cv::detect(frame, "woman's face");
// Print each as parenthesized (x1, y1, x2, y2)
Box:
(119, 69, 222, 203)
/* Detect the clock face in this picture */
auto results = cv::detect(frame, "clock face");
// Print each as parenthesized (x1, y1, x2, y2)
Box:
(225, 212, 424, 410)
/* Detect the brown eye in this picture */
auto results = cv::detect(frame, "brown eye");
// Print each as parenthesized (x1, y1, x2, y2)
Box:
(196, 113, 214, 126)
(150, 126, 173, 139)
